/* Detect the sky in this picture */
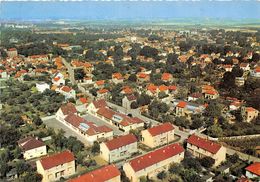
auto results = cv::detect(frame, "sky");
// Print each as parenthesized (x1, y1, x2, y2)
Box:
(1, 1, 260, 21)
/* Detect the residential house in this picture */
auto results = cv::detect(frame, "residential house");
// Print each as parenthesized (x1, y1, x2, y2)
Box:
(87, 99, 107, 114)
(204, 89, 219, 100)
(240, 63, 250, 71)
(112, 73, 124, 84)
(123, 143, 184, 182)
(187, 134, 226, 167)
(36, 150, 75, 182)
(95, 80, 105, 88)
(250, 67, 260, 78)
(245, 162, 260, 179)
(7, 48, 18, 58)
(96, 107, 144, 132)
(64, 114, 113, 143)
(141, 122, 175, 148)
(241, 106, 259, 122)
(97, 88, 110, 99)
(69, 164, 120, 182)
(52, 72, 65, 86)
(235, 77, 245, 86)
(137, 73, 150, 83)
(57, 86, 76, 100)
(161, 73, 173, 82)
(36, 82, 50, 93)
(100, 134, 138, 163)
(18, 136, 47, 160)
(122, 94, 137, 110)
(56, 102, 77, 121)
(188, 93, 203, 102)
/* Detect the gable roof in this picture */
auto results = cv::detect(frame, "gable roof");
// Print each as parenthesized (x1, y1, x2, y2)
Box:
(18, 136, 45, 151)
(39, 150, 75, 170)
(60, 103, 77, 115)
(147, 122, 174, 136)
(69, 165, 120, 182)
(92, 99, 107, 109)
(245, 162, 260, 176)
(187, 134, 222, 154)
(105, 134, 137, 151)
(128, 143, 184, 172)
(177, 101, 187, 108)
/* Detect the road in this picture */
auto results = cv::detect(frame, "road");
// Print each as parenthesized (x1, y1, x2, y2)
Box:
(62, 58, 76, 85)
(106, 101, 260, 163)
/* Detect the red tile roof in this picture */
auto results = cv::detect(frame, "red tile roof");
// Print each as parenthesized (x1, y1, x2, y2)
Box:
(187, 134, 222, 154)
(105, 134, 137, 151)
(147, 122, 174, 136)
(79, 97, 88, 104)
(97, 107, 116, 120)
(246, 107, 257, 112)
(161, 73, 172, 81)
(129, 143, 184, 172)
(61, 86, 72, 92)
(18, 136, 45, 151)
(65, 114, 86, 128)
(39, 150, 75, 170)
(245, 162, 260, 176)
(69, 165, 120, 182)
(60, 103, 77, 115)
(177, 101, 187, 108)
(92, 99, 107, 109)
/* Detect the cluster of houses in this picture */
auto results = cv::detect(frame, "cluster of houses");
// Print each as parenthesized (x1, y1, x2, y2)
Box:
(16, 128, 259, 182)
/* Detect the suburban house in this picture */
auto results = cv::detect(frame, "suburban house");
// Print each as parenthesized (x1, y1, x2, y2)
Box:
(250, 67, 260, 78)
(64, 113, 113, 143)
(96, 107, 144, 132)
(94, 80, 105, 88)
(56, 102, 78, 121)
(87, 99, 107, 114)
(240, 63, 250, 71)
(69, 164, 121, 182)
(100, 134, 138, 163)
(204, 89, 219, 100)
(36, 150, 76, 182)
(52, 73, 65, 86)
(123, 143, 184, 182)
(141, 122, 175, 148)
(174, 100, 206, 117)
(187, 134, 226, 167)
(56, 86, 76, 100)
(245, 162, 260, 179)
(97, 88, 110, 99)
(7, 48, 18, 58)
(36, 82, 50, 93)
(137, 72, 150, 83)
(112, 72, 124, 84)
(241, 106, 259, 122)
(122, 94, 137, 110)
(161, 73, 173, 82)
(188, 92, 203, 101)
(18, 136, 47, 160)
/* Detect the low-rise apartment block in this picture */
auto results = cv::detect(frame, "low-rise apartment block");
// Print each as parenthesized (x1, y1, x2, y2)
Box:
(141, 122, 175, 148)
(123, 143, 184, 182)
(36, 150, 75, 182)
(100, 134, 138, 163)
(187, 134, 226, 167)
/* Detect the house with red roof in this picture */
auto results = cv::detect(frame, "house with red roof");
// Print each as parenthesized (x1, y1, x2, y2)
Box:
(141, 122, 175, 148)
(97, 88, 110, 99)
(69, 164, 120, 182)
(161, 73, 173, 82)
(7, 48, 18, 58)
(56, 102, 78, 122)
(36, 150, 75, 182)
(187, 135, 226, 167)
(250, 66, 260, 78)
(245, 162, 260, 179)
(87, 99, 107, 114)
(18, 136, 47, 160)
(112, 72, 124, 84)
(64, 114, 113, 143)
(100, 134, 138, 163)
(94, 80, 105, 88)
(240, 63, 250, 71)
(137, 72, 150, 83)
(52, 72, 65, 86)
(123, 143, 184, 182)
(241, 106, 259, 123)
(56, 85, 76, 100)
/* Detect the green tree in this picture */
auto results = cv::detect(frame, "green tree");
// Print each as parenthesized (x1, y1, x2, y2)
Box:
(207, 124, 223, 138)
(157, 171, 167, 180)
(91, 141, 100, 154)
(199, 156, 215, 168)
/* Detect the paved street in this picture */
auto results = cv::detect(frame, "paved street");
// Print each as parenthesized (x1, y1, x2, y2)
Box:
(82, 113, 124, 136)
(42, 117, 91, 146)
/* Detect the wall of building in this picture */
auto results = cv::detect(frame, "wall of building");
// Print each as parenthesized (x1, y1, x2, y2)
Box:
(24, 146, 47, 160)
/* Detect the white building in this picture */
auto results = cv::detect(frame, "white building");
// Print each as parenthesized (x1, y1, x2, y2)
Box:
(36, 82, 50, 93)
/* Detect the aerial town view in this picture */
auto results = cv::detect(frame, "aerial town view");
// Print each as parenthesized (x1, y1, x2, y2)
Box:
(0, 1, 260, 182)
